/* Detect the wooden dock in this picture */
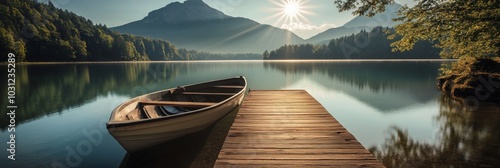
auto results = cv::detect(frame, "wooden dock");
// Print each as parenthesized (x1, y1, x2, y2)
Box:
(215, 90, 385, 167)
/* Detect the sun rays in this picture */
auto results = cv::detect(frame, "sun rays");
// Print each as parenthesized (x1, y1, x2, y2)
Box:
(272, 0, 311, 23)
(265, 0, 322, 38)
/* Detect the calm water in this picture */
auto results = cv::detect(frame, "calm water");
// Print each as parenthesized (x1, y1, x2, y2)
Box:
(1, 61, 499, 167)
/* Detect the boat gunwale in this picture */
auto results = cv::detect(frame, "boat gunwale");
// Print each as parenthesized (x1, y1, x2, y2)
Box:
(106, 76, 247, 128)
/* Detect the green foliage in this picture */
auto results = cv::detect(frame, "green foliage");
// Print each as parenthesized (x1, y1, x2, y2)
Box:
(0, 28, 16, 54)
(335, 0, 394, 17)
(335, 0, 500, 59)
(0, 0, 187, 62)
(437, 57, 500, 100)
(265, 27, 440, 59)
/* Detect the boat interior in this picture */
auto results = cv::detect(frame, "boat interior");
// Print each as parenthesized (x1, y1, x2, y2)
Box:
(120, 79, 245, 121)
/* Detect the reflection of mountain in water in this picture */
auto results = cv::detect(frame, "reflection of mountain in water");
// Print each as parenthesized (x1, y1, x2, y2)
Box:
(264, 61, 443, 112)
(0, 63, 187, 129)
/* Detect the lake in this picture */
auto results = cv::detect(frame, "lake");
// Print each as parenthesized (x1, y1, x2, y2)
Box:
(1, 60, 499, 167)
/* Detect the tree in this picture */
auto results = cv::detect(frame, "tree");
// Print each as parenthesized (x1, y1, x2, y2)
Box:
(123, 41, 139, 60)
(153, 40, 166, 60)
(335, 0, 500, 59)
(263, 50, 269, 59)
(70, 37, 88, 60)
(0, 28, 16, 53)
(178, 48, 190, 60)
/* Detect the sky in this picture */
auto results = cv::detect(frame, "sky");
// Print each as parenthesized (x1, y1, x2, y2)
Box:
(40, 0, 415, 39)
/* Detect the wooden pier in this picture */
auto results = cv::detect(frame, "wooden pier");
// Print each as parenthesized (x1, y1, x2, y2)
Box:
(215, 90, 384, 167)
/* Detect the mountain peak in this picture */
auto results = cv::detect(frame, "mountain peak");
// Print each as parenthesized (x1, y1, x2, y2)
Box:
(185, 0, 204, 4)
(142, 0, 230, 25)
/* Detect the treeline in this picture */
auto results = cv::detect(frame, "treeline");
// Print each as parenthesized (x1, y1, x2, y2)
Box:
(0, 0, 179, 61)
(0, 0, 257, 62)
(264, 27, 441, 59)
(178, 49, 262, 60)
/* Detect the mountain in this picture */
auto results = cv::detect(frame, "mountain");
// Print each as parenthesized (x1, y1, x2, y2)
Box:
(306, 3, 403, 44)
(113, 0, 303, 53)
(141, 0, 230, 24)
(305, 26, 369, 45)
(342, 3, 403, 28)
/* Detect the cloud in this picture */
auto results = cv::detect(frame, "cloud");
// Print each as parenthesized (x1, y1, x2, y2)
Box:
(281, 22, 337, 31)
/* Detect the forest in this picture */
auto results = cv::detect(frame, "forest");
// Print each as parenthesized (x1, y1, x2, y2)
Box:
(263, 27, 441, 60)
(0, 0, 260, 62)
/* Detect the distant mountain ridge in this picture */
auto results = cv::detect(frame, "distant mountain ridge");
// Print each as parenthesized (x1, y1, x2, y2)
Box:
(114, 1, 404, 53)
(305, 26, 366, 45)
(306, 3, 403, 44)
(113, 0, 303, 53)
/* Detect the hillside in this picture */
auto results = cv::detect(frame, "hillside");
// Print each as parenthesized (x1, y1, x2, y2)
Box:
(0, 0, 184, 61)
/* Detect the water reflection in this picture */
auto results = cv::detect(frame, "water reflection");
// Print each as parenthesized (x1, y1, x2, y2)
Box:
(0, 61, 445, 130)
(264, 61, 442, 112)
(4, 61, 487, 167)
(0, 62, 260, 129)
(0, 63, 187, 129)
(120, 107, 239, 168)
(370, 95, 500, 168)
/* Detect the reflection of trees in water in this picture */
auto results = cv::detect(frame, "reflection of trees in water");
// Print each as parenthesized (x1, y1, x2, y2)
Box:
(264, 61, 440, 97)
(0, 63, 187, 130)
(370, 95, 500, 167)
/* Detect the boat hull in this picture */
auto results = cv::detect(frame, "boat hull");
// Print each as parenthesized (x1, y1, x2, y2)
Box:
(106, 77, 246, 153)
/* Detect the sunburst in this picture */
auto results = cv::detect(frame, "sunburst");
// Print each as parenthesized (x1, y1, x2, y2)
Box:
(268, 0, 313, 25)
(284, 0, 300, 18)
(262, 0, 319, 39)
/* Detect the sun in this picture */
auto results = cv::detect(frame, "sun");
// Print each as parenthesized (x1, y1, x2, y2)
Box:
(266, 0, 316, 38)
(272, 0, 309, 23)
(284, 0, 300, 18)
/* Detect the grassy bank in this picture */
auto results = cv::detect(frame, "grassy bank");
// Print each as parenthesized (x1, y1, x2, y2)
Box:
(437, 57, 500, 102)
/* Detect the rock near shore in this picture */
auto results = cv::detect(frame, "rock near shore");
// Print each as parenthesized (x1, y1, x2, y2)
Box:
(437, 58, 500, 102)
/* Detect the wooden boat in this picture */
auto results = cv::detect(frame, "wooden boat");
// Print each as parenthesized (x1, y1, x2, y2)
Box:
(106, 76, 247, 153)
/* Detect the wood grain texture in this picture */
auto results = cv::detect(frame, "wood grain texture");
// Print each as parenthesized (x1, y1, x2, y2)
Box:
(215, 90, 385, 167)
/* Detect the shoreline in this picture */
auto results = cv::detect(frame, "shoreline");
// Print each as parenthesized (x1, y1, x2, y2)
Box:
(437, 58, 500, 105)
(0, 59, 458, 65)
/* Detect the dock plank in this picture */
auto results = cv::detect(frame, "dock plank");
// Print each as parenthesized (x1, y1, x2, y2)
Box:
(215, 90, 385, 167)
